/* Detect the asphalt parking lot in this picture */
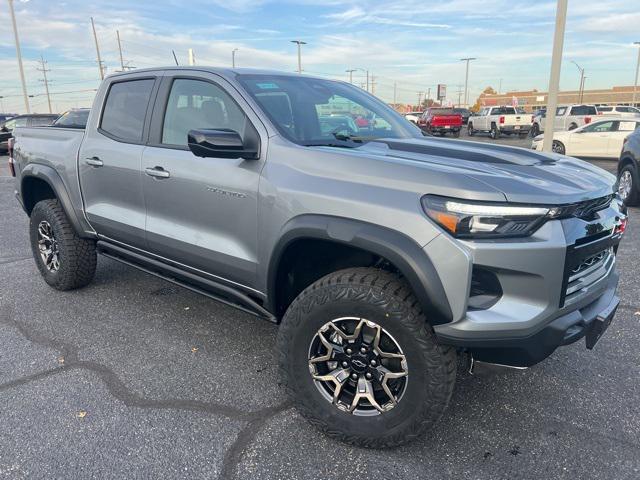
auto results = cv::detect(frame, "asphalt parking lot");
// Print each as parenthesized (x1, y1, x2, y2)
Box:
(1, 141, 639, 479)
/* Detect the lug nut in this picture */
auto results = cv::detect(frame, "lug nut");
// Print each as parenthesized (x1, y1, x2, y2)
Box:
(365, 373, 372, 379)
(342, 361, 348, 368)
(351, 373, 358, 380)
(370, 359, 377, 366)
(346, 348, 352, 355)
(360, 347, 367, 354)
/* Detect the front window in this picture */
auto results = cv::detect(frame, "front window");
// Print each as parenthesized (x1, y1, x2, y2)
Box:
(238, 74, 420, 147)
(581, 121, 615, 133)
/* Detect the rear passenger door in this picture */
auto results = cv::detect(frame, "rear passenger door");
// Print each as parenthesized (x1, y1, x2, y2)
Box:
(79, 75, 158, 248)
(141, 71, 266, 292)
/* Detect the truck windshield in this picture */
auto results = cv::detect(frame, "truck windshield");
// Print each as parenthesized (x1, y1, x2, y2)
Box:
(237, 74, 421, 147)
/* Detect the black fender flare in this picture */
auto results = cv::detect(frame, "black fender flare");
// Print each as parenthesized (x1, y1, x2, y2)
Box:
(266, 215, 453, 324)
(20, 163, 90, 237)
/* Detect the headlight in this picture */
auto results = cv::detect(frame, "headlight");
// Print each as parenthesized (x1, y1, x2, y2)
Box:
(533, 135, 543, 141)
(421, 195, 560, 238)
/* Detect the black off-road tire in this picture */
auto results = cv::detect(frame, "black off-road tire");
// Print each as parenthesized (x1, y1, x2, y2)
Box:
(29, 199, 97, 290)
(467, 122, 475, 136)
(452, 129, 461, 138)
(277, 267, 457, 448)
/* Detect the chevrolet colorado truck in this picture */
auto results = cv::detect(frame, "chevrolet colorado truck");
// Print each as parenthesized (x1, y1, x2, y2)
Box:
(531, 104, 598, 137)
(10, 67, 626, 447)
(467, 106, 531, 139)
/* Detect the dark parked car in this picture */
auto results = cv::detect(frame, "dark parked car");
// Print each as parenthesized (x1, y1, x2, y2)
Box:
(0, 113, 17, 124)
(51, 108, 90, 129)
(0, 113, 58, 151)
(618, 127, 640, 206)
(453, 108, 472, 125)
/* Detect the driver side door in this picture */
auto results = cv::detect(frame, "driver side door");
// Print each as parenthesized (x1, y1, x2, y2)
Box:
(569, 120, 614, 157)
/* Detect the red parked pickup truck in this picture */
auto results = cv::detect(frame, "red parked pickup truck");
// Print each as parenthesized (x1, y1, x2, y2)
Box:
(418, 108, 463, 137)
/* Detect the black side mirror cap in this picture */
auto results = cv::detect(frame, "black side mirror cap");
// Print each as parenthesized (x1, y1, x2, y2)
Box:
(187, 127, 260, 160)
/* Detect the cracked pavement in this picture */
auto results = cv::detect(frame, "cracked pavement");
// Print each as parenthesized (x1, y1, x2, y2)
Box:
(1, 154, 639, 479)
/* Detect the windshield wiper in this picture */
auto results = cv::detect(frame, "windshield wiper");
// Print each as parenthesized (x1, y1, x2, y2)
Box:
(302, 142, 356, 149)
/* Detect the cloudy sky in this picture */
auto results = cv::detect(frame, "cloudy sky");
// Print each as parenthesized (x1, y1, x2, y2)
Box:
(0, 0, 638, 113)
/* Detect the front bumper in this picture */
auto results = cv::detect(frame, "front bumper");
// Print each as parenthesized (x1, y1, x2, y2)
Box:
(430, 201, 625, 367)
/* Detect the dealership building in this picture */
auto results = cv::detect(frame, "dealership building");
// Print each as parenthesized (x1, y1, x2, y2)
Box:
(478, 85, 640, 112)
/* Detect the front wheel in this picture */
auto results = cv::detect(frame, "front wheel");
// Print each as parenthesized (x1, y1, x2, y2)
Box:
(618, 165, 639, 206)
(29, 199, 97, 290)
(467, 123, 475, 136)
(278, 268, 456, 448)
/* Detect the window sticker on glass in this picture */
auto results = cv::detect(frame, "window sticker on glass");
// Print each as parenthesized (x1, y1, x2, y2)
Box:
(256, 82, 280, 90)
(619, 121, 637, 131)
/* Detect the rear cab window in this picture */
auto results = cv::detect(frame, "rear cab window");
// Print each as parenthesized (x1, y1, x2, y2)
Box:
(100, 79, 155, 142)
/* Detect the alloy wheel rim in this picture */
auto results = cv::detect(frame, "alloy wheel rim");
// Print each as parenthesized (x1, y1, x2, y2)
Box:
(619, 171, 632, 200)
(308, 317, 408, 416)
(552, 142, 563, 154)
(37, 220, 60, 272)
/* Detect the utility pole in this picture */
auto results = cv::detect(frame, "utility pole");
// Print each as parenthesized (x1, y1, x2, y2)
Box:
(291, 40, 306, 74)
(365, 70, 369, 92)
(499, 78, 503, 94)
(632, 42, 640, 106)
(542, 0, 568, 153)
(370, 75, 376, 96)
(417, 91, 424, 109)
(36, 55, 52, 113)
(90, 17, 104, 80)
(116, 30, 125, 71)
(232, 48, 238, 68)
(8, 0, 30, 113)
(571, 61, 585, 103)
(188, 48, 195, 66)
(426, 87, 431, 107)
(346, 69, 356, 84)
(172, 50, 179, 66)
(393, 82, 397, 107)
(460, 57, 476, 107)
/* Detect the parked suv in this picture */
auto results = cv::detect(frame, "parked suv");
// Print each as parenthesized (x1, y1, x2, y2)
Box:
(11, 68, 626, 447)
(531, 104, 597, 137)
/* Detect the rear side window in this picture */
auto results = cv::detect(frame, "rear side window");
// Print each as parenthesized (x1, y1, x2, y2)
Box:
(30, 116, 56, 127)
(100, 79, 154, 142)
(570, 105, 597, 115)
(598, 106, 612, 112)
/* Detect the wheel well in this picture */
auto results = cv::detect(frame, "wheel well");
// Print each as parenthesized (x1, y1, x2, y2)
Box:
(618, 157, 635, 175)
(272, 239, 395, 319)
(21, 176, 56, 215)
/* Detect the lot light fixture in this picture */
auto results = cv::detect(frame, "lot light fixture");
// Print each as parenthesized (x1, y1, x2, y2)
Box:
(291, 40, 306, 74)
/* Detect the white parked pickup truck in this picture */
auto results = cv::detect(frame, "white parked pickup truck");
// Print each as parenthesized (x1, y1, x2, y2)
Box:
(531, 104, 598, 137)
(467, 106, 531, 139)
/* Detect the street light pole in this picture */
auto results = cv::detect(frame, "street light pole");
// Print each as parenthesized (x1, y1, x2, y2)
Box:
(232, 48, 238, 68)
(460, 57, 476, 107)
(291, 40, 306, 74)
(542, 0, 568, 153)
(633, 42, 640, 106)
(345, 69, 356, 84)
(8, 0, 30, 113)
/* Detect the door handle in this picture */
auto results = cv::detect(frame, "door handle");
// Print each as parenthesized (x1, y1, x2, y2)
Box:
(145, 166, 170, 178)
(85, 156, 103, 167)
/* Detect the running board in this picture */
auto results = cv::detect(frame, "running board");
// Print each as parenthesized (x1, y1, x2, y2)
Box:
(96, 241, 276, 323)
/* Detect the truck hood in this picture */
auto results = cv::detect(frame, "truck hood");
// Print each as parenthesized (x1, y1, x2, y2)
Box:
(355, 137, 616, 204)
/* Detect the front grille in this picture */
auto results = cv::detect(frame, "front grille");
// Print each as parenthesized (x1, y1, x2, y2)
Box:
(563, 247, 614, 306)
(566, 195, 614, 220)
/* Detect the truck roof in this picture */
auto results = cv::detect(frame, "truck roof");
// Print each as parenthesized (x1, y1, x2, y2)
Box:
(105, 66, 334, 83)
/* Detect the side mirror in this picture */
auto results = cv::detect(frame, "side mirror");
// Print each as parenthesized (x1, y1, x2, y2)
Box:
(0, 126, 8, 133)
(187, 128, 259, 160)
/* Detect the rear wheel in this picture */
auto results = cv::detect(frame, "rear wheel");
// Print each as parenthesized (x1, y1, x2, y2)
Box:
(278, 268, 456, 448)
(552, 140, 566, 155)
(29, 199, 97, 290)
(618, 165, 639, 206)
(489, 124, 500, 139)
(452, 129, 460, 138)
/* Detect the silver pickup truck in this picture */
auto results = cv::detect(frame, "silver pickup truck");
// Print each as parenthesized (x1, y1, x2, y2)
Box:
(467, 106, 531, 138)
(10, 67, 626, 448)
